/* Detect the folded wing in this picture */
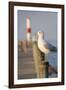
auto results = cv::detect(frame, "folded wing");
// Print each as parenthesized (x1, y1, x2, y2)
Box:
(44, 41, 57, 52)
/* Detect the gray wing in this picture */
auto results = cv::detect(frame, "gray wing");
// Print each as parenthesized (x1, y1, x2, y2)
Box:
(44, 41, 57, 52)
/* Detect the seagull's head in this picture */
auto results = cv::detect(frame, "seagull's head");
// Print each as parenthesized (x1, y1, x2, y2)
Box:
(37, 31, 44, 39)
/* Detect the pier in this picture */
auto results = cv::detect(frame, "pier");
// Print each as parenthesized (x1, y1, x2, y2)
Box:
(18, 41, 57, 79)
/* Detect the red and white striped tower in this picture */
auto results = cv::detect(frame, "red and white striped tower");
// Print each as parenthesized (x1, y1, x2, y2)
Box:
(26, 16, 32, 45)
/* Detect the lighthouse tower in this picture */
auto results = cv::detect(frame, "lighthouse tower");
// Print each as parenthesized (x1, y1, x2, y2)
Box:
(26, 16, 32, 45)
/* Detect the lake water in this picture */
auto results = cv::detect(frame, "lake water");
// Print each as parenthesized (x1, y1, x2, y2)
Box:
(47, 40, 57, 69)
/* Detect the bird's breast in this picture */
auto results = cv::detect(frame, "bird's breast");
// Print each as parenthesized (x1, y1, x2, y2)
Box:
(37, 40, 50, 54)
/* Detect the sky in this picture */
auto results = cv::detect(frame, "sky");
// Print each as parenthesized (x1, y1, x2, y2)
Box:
(17, 10, 57, 41)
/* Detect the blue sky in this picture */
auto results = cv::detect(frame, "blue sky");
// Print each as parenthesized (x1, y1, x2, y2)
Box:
(18, 10, 57, 41)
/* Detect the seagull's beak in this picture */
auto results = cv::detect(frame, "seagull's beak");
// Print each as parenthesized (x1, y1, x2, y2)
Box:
(36, 32, 42, 39)
(37, 32, 40, 36)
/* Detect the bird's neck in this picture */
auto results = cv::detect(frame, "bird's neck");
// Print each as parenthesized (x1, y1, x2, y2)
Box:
(38, 36, 44, 40)
(38, 36, 44, 45)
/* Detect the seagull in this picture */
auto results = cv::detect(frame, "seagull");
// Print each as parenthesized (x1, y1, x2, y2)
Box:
(37, 31, 57, 54)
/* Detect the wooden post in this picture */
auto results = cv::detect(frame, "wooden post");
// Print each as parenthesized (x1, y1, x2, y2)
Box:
(22, 40, 27, 53)
(18, 41, 21, 51)
(45, 54, 49, 78)
(32, 41, 49, 78)
(19, 40, 28, 53)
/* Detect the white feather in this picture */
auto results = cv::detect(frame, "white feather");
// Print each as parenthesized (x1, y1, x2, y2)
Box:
(37, 32, 50, 54)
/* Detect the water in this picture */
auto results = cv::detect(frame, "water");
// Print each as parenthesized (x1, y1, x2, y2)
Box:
(47, 40, 57, 69)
